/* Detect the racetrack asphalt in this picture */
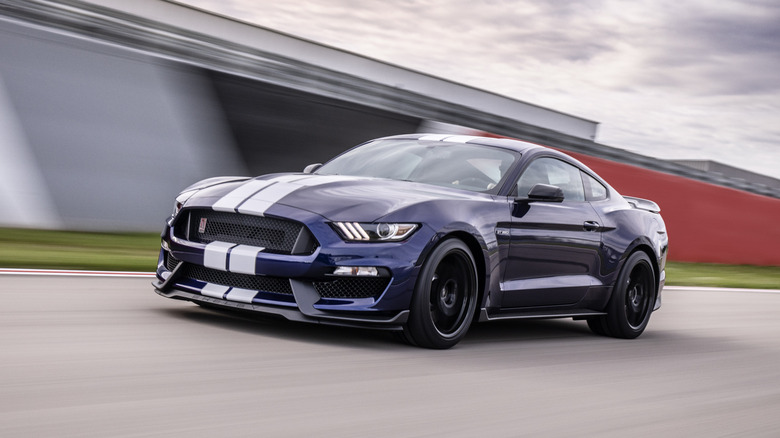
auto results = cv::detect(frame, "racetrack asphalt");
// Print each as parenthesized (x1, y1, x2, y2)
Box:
(1, 274, 779, 437)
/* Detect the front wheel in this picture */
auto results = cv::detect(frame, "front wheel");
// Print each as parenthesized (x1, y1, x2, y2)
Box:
(403, 239, 478, 349)
(588, 251, 655, 339)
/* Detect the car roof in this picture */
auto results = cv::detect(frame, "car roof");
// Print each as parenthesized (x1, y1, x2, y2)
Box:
(380, 133, 546, 154)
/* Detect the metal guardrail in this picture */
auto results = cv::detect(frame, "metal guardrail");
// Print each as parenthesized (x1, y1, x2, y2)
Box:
(2, 0, 779, 200)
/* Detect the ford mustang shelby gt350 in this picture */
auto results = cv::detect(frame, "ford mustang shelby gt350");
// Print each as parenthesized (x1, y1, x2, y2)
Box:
(154, 133, 668, 349)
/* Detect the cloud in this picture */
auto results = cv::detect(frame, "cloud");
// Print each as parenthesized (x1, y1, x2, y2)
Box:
(178, 0, 780, 179)
(613, 1, 780, 95)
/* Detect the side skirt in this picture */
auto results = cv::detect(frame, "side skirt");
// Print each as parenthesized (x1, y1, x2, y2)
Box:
(479, 308, 607, 322)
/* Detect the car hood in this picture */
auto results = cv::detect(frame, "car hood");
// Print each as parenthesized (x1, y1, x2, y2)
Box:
(185, 173, 485, 222)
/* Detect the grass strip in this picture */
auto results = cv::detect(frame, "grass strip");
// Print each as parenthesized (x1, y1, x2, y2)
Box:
(0, 228, 159, 272)
(665, 261, 780, 290)
(1, 228, 779, 289)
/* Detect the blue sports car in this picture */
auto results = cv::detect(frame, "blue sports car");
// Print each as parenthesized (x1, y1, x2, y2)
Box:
(154, 134, 668, 348)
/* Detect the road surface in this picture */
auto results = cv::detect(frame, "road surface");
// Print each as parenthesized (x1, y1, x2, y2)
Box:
(1, 275, 779, 437)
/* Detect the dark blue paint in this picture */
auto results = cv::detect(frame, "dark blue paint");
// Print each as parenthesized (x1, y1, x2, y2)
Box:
(154, 134, 668, 329)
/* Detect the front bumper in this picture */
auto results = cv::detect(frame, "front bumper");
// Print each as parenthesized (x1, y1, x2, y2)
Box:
(154, 206, 431, 329)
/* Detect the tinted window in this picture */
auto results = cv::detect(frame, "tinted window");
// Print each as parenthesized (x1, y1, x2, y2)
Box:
(516, 157, 585, 202)
(583, 172, 608, 201)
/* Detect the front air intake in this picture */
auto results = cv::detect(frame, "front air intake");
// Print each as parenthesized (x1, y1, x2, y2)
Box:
(175, 209, 318, 255)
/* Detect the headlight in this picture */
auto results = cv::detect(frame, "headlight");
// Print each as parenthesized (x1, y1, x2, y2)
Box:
(332, 222, 418, 242)
(173, 189, 198, 216)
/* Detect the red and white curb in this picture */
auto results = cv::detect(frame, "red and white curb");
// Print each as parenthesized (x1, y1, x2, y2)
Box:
(0, 268, 156, 278)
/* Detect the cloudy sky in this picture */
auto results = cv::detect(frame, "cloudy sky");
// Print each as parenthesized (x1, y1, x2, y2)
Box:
(179, 0, 780, 179)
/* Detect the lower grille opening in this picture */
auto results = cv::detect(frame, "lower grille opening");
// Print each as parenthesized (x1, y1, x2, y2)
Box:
(164, 251, 179, 272)
(313, 277, 391, 299)
(180, 261, 293, 295)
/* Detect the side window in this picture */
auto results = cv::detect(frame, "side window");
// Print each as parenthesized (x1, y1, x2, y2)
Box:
(516, 158, 585, 202)
(582, 172, 608, 201)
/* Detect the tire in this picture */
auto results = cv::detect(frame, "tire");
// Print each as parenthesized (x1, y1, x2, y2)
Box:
(589, 251, 655, 338)
(393, 330, 418, 347)
(586, 316, 609, 336)
(403, 239, 478, 349)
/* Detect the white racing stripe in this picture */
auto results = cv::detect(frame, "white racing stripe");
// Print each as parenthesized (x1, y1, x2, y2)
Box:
(212, 179, 274, 212)
(228, 244, 264, 275)
(203, 241, 235, 271)
(201, 283, 230, 299)
(225, 288, 259, 303)
(214, 174, 361, 216)
(237, 182, 301, 216)
(235, 199, 275, 216)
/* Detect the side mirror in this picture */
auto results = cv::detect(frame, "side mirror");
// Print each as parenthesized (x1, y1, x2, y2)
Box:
(517, 183, 564, 203)
(303, 163, 322, 174)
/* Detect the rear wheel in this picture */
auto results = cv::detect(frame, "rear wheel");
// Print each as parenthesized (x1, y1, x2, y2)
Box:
(403, 239, 478, 349)
(588, 251, 655, 339)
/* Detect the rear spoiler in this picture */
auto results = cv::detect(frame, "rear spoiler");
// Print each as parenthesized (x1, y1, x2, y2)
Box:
(624, 196, 661, 213)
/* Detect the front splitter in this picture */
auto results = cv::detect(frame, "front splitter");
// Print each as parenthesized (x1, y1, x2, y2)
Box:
(154, 283, 408, 331)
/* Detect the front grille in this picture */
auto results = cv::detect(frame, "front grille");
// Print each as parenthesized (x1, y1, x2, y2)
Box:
(180, 262, 293, 295)
(177, 209, 317, 255)
(313, 277, 391, 299)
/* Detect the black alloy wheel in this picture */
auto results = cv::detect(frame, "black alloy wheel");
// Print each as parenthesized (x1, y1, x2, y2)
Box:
(403, 239, 478, 349)
(587, 251, 655, 339)
(625, 261, 653, 329)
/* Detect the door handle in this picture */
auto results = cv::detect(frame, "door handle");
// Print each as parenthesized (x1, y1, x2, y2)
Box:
(583, 221, 600, 232)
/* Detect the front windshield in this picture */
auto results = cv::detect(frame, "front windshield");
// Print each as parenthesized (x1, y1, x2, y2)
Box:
(316, 139, 520, 193)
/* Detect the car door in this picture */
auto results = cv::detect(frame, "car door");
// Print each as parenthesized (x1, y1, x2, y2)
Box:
(501, 157, 603, 308)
